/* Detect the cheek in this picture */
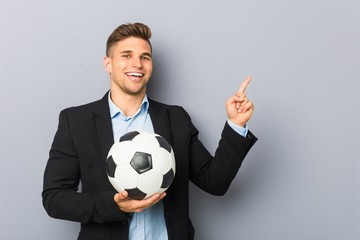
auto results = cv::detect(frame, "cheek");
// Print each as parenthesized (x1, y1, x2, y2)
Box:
(110, 63, 125, 76)
(116, 61, 128, 70)
(146, 63, 153, 75)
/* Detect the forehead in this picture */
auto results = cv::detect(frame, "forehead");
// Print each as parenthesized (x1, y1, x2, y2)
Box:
(113, 37, 152, 53)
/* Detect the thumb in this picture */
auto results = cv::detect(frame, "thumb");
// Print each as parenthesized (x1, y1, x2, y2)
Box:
(114, 191, 128, 202)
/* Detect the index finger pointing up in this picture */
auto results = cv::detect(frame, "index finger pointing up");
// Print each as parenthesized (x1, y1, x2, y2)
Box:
(238, 76, 252, 93)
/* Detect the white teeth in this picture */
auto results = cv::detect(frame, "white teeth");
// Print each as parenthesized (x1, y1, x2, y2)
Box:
(127, 72, 143, 77)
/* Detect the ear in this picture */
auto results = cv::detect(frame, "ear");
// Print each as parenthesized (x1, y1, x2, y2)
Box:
(103, 56, 112, 74)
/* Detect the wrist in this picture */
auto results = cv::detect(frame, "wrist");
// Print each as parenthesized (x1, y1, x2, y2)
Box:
(227, 120, 248, 137)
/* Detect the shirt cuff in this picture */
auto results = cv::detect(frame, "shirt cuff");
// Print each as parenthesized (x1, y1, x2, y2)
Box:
(227, 120, 248, 137)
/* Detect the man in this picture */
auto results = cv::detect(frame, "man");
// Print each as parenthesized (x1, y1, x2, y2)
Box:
(42, 22, 257, 240)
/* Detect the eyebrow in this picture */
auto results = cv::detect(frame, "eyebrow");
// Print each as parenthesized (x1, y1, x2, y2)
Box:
(120, 50, 152, 58)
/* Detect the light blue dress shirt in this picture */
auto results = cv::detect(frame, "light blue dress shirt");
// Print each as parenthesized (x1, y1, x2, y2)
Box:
(108, 93, 168, 240)
(108, 92, 248, 240)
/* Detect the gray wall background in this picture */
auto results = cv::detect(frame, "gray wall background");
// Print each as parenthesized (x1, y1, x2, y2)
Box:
(1, 0, 359, 239)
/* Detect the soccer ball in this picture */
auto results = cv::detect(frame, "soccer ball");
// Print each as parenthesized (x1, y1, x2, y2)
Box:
(106, 131, 176, 200)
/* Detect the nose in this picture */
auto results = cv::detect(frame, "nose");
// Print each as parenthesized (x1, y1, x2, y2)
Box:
(131, 57, 142, 68)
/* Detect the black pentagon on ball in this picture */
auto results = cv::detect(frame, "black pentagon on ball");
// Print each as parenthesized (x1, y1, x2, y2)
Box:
(155, 136, 172, 153)
(106, 155, 117, 178)
(130, 152, 153, 174)
(120, 131, 140, 142)
(126, 188, 147, 200)
(161, 169, 175, 188)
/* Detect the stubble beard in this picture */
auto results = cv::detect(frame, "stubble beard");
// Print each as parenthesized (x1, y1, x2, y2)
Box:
(113, 78, 148, 97)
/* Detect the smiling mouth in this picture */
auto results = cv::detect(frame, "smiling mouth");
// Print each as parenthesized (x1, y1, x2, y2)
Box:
(126, 72, 144, 78)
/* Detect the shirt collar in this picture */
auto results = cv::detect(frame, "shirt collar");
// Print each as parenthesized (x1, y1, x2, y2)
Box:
(108, 91, 149, 120)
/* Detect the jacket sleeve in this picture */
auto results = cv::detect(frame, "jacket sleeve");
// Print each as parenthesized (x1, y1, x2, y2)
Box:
(42, 110, 128, 224)
(179, 108, 258, 196)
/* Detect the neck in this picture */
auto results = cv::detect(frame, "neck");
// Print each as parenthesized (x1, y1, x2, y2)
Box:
(110, 90, 145, 117)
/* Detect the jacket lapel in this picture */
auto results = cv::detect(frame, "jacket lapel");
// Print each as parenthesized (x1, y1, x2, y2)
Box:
(148, 99, 173, 146)
(93, 92, 114, 172)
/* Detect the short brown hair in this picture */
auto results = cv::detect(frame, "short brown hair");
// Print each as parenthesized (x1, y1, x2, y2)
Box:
(106, 22, 152, 57)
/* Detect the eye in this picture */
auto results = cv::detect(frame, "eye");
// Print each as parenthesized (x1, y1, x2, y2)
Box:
(142, 55, 152, 61)
(121, 54, 131, 59)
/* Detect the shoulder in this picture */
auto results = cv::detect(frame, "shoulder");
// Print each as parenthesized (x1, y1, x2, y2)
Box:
(148, 98, 180, 109)
(148, 98, 190, 118)
(59, 92, 109, 118)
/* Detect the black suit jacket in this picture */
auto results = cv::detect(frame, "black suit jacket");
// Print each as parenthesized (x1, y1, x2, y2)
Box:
(42, 92, 257, 240)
